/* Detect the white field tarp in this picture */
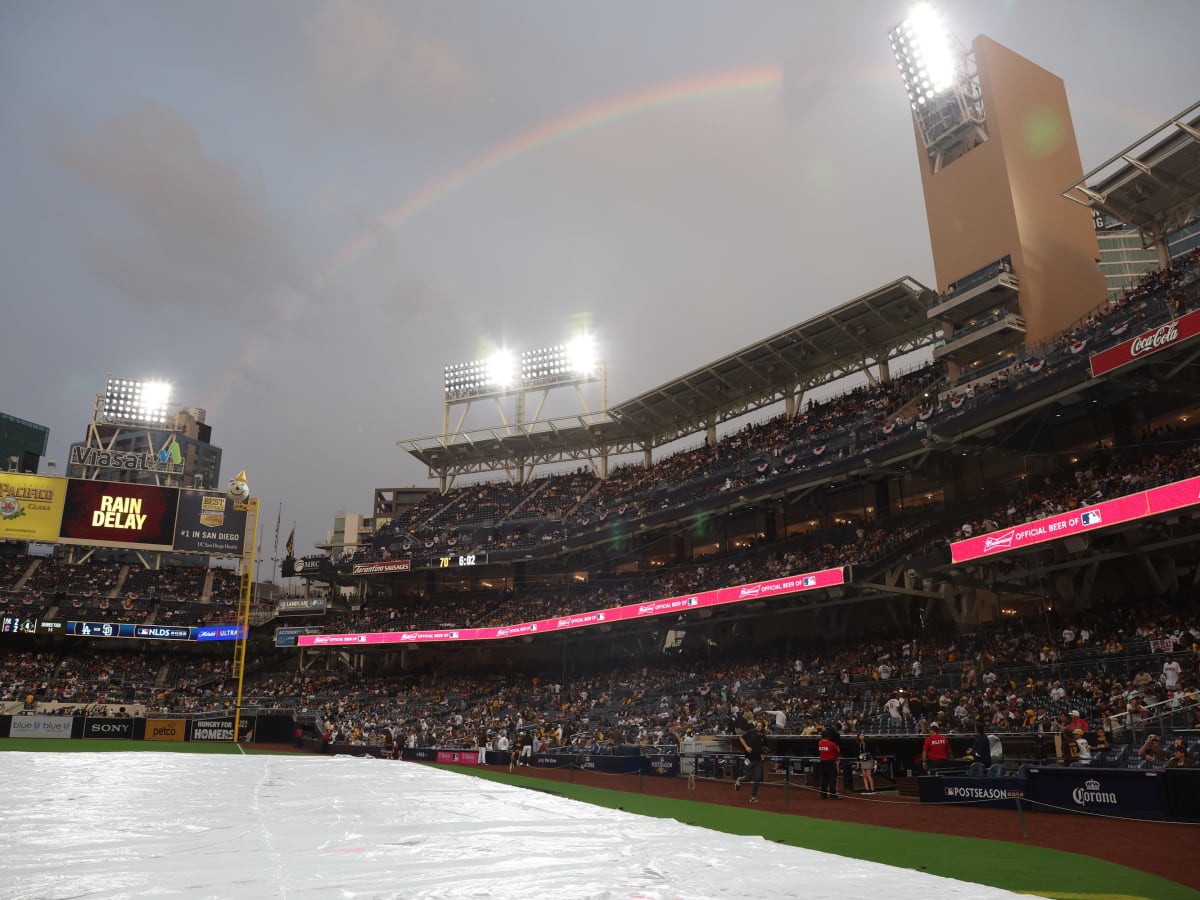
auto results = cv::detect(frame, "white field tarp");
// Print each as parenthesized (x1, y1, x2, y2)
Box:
(0, 752, 1029, 899)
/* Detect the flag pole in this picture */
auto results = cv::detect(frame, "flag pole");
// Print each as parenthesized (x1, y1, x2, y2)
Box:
(271, 502, 281, 585)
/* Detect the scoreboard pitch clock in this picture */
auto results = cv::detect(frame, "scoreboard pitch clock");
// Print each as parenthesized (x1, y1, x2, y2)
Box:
(430, 552, 488, 569)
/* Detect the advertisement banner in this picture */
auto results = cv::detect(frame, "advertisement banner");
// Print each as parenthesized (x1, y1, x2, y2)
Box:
(189, 716, 252, 743)
(1146, 475, 1200, 516)
(276, 597, 327, 616)
(1089, 309, 1200, 378)
(195, 624, 245, 642)
(83, 717, 135, 740)
(9, 715, 73, 739)
(274, 626, 321, 647)
(145, 719, 187, 742)
(298, 567, 846, 647)
(645, 754, 680, 777)
(173, 489, 248, 555)
(1027, 768, 1166, 820)
(351, 560, 412, 575)
(951, 493, 1150, 563)
(917, 776, 1025, 809)
(59, 479, 179, 551)
(0, 473, 67, 542)
(434, 750, 479, 766)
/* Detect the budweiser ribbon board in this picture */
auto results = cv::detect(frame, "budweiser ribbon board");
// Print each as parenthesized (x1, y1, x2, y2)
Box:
(1089, 309, 1200, 378)
(952, 491, 1153, 564)
(298, 567, 846, 647)
(1146, 474, 1200, 515)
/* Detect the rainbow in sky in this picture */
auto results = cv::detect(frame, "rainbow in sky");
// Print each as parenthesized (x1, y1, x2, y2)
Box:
(323, 64, 784, 279)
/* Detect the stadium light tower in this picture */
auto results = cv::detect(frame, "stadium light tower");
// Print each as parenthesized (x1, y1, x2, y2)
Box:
(98, 376, 174, 427)
(441, 334, 606, 437)
(73, 374, 187, 486)
(888, 3, 986, 173)
(888, 9, 1104, 349)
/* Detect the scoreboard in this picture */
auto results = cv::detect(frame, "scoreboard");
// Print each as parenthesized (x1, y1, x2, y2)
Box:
(431, 552, 488, 569)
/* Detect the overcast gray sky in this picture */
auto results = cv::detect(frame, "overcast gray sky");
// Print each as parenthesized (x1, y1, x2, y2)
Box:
(2, 0, 1196, 563)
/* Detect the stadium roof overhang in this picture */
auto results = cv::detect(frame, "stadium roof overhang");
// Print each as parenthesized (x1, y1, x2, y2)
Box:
(400, 276, 938, 480)
(1063, 100, 1200, 249)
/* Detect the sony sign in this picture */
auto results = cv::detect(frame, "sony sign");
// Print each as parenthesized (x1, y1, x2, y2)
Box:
(84, 718, 134, 739)
(69, 445, 182, 474)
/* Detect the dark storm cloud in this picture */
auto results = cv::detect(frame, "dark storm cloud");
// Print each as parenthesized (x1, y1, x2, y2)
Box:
(55, 101, 302, 318)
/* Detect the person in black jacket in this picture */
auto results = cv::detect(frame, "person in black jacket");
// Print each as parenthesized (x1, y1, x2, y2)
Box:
(734, 719, 766, 803)
(969, 722, 992, 768)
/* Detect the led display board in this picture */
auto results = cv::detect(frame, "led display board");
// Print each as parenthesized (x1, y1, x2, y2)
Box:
(59, 479, 179, 551)
(173, 489, 248, 554)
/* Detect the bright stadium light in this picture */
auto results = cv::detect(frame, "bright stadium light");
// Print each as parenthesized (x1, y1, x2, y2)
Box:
(100, 376, 175, 426)
(486, 349, 516, 389)
(566, 334, 597, 376)
(444, 336, 604, 401)
(889, 3, 958, 109)
(888, 4, 986, 172)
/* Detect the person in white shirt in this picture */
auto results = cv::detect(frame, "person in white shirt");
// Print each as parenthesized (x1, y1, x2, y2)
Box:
(1163, 657, 1182, 689)
(885, 695, 902, 720)
(1073, 729, 1092, 761)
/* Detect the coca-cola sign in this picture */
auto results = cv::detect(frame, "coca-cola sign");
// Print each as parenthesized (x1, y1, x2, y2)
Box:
(1129, 320, 1179, 356)
(1090, 309, 1200, 377)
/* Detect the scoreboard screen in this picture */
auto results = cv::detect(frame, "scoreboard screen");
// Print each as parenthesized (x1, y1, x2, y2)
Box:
(59, 479, 179, 551)
(431, 552, 488, 569)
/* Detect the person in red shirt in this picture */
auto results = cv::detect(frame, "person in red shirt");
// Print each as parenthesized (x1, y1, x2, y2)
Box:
(922, 723, 952, 773)
(818, 727, 842, 799)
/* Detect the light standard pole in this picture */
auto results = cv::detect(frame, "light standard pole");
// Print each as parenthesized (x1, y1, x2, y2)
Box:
(228, 471, 259, 744)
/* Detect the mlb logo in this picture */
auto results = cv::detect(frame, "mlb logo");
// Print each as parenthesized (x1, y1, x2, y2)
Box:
(801, 576, 816, 587)
(1081, 510, 1102, 526)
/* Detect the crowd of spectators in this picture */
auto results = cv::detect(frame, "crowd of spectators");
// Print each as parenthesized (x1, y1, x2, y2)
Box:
(5, 585, 1198, 766)
(340, 249, 1200, 571)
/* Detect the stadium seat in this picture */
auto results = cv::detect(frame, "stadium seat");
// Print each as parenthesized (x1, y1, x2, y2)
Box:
(986, 763, 1005, 778)
(967, 762, 985, 777)
(1015, 764, 1030, 779)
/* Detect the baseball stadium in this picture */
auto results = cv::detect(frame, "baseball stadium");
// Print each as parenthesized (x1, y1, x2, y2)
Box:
(3, 8, 1200, 900)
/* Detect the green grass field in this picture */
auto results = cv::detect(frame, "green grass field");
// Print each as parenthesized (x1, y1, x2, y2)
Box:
(456, 766, 1196, 900)
(1, 741, 1191, 899)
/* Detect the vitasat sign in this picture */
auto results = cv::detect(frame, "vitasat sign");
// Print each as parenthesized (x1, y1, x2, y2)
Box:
(173, 489, 248, 555)
(0, 473, 67, 542)
(68, 437, 184, 475)
(59, 479, 179, 551)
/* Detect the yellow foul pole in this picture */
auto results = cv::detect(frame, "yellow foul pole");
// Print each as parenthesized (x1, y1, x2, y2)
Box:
(231, 475, 259, 744)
